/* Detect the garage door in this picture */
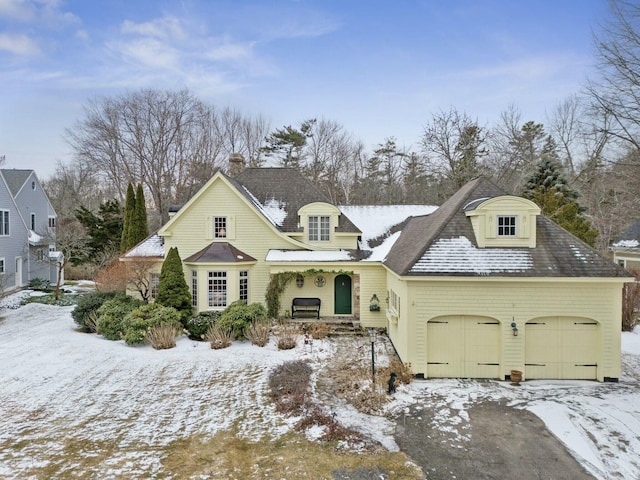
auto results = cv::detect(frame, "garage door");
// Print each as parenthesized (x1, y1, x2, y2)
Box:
(427, 316, 501, 378)
(525, 317, 598, 380)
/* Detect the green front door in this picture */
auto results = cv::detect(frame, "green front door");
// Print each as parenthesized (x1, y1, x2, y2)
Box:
(334, 275, 352, 315)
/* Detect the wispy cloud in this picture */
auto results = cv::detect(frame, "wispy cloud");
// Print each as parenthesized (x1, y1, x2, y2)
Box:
(121, 16, 185, 40)
(0, 32, 40, 55)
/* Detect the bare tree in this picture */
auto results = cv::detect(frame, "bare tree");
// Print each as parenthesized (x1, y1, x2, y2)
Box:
(421, 108, 487, 195)
(588, 0, 640, 151)
(123, 258, 157, 303)
(52, 219, 91, 300)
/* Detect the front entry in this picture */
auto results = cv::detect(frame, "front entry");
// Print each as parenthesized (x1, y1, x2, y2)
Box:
(334, 274, 352, 315)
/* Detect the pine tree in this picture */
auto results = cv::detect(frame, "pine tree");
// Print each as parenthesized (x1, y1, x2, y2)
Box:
(523, 144, 598, 247)
(131, 183, 149, 246)
(75, 199, 123, 260)
(120, 183, 136, 252)
(156, 247, 192, 323)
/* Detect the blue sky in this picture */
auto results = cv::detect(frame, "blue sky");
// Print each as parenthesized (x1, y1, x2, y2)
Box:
(0, 0, 609, 177)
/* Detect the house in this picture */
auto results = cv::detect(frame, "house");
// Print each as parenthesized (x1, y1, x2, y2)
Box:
(0, 169, 60, 293)
(610, 219, 640, 270)
(122, 166, 630, 382)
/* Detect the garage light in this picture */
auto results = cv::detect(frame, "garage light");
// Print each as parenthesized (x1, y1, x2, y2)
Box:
(511, 321, 519, 336)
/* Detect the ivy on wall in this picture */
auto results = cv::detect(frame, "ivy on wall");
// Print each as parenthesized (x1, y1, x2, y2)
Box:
(265, 269, 354, 318)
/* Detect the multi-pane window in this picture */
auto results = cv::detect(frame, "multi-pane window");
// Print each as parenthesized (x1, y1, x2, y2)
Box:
(0, 258, 4, 274)
(48, 217, 56, 228)
(239, 271, 248, 302)
(30, 213, 35, 230)
(191, 270, 198, 307)
(208, 271, 227, 307)
(214, 217, 227, 238)
(36, 249, 44, 262)
(0, 210, 8, 236)
(497, 216, 517, 237)
(389, 289, 400, 314)
(308, 215, 330, 241)
(150, 273, 160, 299)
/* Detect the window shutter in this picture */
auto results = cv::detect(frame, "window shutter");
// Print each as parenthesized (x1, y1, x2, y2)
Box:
(227, 216, 236, 239)
(205, 216, 213, 240)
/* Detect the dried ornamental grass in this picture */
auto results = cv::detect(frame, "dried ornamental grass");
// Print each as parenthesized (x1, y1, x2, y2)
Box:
(145, 323, 180, 350)
(204, 324, 233, 349)
(306, 322, 330, 339)
(244, 322, 270, 347)
(276, 324, 298, 350)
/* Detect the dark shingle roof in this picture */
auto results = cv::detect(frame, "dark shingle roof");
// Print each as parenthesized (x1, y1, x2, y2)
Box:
(183, 242, 257, 263)
(231, 168, 360, 234)
(1, 169, 32, 196)
(615, 219, 640, 243)
(385, 176, 629, 278)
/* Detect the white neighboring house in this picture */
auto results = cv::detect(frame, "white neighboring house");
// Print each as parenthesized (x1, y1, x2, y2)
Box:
(0, 169, 61, 293)
(611, 219, 640, 271)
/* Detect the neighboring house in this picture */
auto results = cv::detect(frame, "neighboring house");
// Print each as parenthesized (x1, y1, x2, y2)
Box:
(122, 167, 630, 382)
(610, 219, 640, 270)
(0, 169, 60, 293)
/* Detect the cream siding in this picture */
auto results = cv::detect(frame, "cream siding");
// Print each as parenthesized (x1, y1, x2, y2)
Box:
(395, 279, 623, 381)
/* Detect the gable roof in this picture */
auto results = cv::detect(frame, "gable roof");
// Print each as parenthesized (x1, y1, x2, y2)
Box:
(231, 168, 360, 234)
(1, 169, 32, 197)
(385, 176, 629, 278)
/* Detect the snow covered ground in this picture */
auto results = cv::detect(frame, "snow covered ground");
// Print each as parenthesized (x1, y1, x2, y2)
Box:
(1, 292, 640, 479)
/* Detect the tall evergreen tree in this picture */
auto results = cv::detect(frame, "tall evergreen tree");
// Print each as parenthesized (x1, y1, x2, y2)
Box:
(523, 144, 599, 247)
(132, 183, 149, 245)
(75, 199, 123, 261)
(156, 247, 192, 323)
(121, 182, 136, 252)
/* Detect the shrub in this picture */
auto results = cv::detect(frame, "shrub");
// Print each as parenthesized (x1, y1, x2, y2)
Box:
(96, 295, 144, 340)
(145, 323, 180, 349)
(306, 322, 330, 339)
(122, 303, 182, 345)
(184, 311, 221, 340)
(156, 247, 193, 323)
(28, 278, 51, 291)
(244, 321, 270, 347)
(93, 261, 127, 293)
(72, 291, 122, 332)
(217, 301, 267, 340)
(276, 324, 298, 350)
(204, 324, 233, 349)
(268, 360, 312, 400)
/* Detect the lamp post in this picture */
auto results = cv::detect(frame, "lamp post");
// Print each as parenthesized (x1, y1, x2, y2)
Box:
(369, 328, 377, 383)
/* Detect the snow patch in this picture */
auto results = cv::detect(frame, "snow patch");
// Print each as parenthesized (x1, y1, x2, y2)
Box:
(410, 236, 532, 274)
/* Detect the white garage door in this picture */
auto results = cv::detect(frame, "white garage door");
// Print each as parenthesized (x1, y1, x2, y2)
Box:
(525, 317, 598, 380)
(427, 316, 501, 378)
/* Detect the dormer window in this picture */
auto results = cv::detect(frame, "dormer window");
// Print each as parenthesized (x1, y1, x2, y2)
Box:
(497, 215, 517, 237)
(214, 217, 227, 238)
(309, 215, 330, 241)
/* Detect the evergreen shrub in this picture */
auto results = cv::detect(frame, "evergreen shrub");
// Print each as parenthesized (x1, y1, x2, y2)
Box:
(122, 303, 182, 345)
(185, 311, 221, 339)
(217, 301, 267, 340)
(96, 295, 144, 340)
(72, 291, 122, 332)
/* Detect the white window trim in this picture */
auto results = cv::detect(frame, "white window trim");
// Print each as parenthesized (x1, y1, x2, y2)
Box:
(0, 210, 9, 236)
(208, 271, 227, 308)
(191, 270, 198, 307)
(30, 213, 36, 231)
(239, 270, 249, 302)
(214, 216, 227, 239)
(0, 257, 5, 274)
(308, 215, 330, 242)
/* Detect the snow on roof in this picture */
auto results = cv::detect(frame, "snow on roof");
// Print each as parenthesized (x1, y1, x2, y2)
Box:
(241, 186, 288, 228)
(410, 236, 532, 274)
(339, 205, 437, 247)
(266, 249, 354, 262)
(124, 234, 165, 257)
(364, 231, 401, 262)
(612, 239, 640, 249)
(28, 229, 43, 245)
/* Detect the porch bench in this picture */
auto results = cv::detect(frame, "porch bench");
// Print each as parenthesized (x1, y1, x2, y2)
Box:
(291, 297, 321, 319)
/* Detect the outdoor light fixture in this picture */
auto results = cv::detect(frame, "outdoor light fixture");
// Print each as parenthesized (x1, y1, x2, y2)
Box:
(369, 329, 377, 383)
(369, 294, 380, 311)
(511, 321, 519, 336)
(296, 275, 304, 288)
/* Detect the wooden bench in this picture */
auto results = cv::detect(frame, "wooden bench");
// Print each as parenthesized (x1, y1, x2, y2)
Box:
(291, 297, 321, 319)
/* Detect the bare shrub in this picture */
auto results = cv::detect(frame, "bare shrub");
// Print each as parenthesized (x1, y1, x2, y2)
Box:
(268, 360, 312, 404)
(623, 270, 640, 332)
(145, 323, 180, 350)
(295, 406, 362, 443)
(93, 261, 127, 292)
(204, 324, 233, 349)
(381, 358, 414, 385)
(276, 324, 298, 350)
(351, 387, 389, 415)
(244, 321, 270, 347)
(306, 322, 330, 339)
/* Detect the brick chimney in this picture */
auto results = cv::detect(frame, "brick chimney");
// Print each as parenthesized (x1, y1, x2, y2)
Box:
(228, 153, 246, 177)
